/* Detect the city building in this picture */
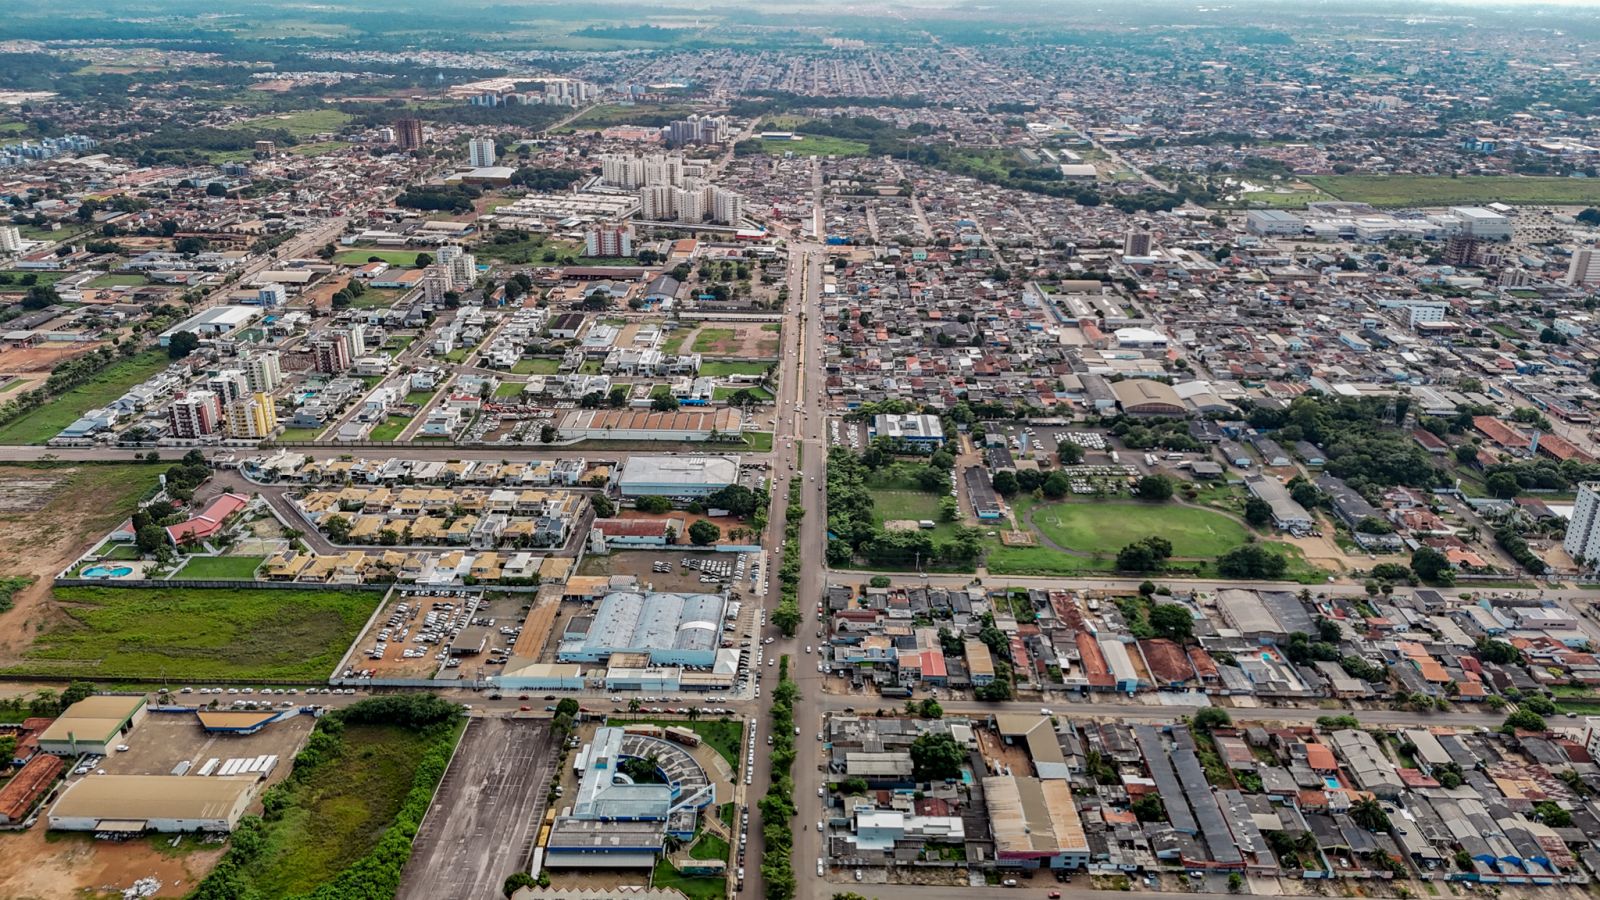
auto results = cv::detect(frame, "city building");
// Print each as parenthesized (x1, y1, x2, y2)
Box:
(395, 118, 425, 150)
(226, 392, 279, 439)
(1449, 206, 1513, 240)
(242, 350, 282, 393)
(1563, 482, 1600, 567)
(868, 413, 946, 445)
(0, 225, 22, 253)
(585, 223, 635, 258)
(1569, 247, 1600, 287)
(168, 390, 223, 439)
(468, 137, 496, 168)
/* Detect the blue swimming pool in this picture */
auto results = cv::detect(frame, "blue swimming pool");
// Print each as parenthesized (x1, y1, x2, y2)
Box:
(82, 565, 133, 578)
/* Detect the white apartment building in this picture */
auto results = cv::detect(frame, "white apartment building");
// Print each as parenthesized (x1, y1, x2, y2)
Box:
(468, 137, 496, 168)
(1564, 481, 1600, 567)
(242, 350, 282, 393)
(0, 225, 21, 253)
(1569, 247, 1600, 287)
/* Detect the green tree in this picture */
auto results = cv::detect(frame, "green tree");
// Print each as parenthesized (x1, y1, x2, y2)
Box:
(991, 470, 1019, 496)
(1501, 709, 1547, 734)
(1135, 474, 1173, 501)
(590, 494, 615, 518)
(1350, 796, 1391, 833)
(135, 524, 166, 555)
(636, 495, 673, 514)
(688, 520, 721, 546)
(166, 330, 200, 359)
(1131, 795, 1166, 823)
(1485, 471, 1520, 499)
(1042, 470, 1071, 499)
(504, 873, 538, 897)
(1193, 707, 1231, 732)
(909, 732, 964, 781)
(1149, 604, 1193, 642)
(918, 698, 943, 719)
(1409, 545, 1451, 583)
(1243, 496, 1273, 527)
(651, 393, 680, 412)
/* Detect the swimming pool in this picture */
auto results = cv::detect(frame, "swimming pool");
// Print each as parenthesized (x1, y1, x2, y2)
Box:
(81, 565, 134, 579)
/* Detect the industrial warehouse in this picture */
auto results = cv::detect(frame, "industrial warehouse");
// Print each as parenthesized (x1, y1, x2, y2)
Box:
(48, 775, 258, 834)
(558, 591, 729, 667)
(615, 454, 741, 498)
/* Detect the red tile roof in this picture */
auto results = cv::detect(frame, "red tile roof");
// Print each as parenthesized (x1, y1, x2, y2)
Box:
(165, 492, 249, 545)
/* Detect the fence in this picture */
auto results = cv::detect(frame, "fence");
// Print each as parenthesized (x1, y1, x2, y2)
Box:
(52, 577, 390, 592)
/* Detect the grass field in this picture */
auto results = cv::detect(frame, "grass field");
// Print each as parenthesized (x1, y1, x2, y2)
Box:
(275, 427, 323, 442)
(1304, 175, 1600, 207)
(567, 102, 700, 130)
(235, 723, 449, 896)
(172, 555, 265, 580)
(6, 586, 377, 680)
(85, 273, 147, 288)
(755, 134, 870, 157)
(333, 249, 428, 267)
(692, 328, 736, 353)
(510, 357, 562, 375)
(609, 717, 743, 768)
(369, 414, 413, 442)
(712, 386, 772, 403)
(224, 108, 352, 137)
(652, 859, 725, 900)
(1027, 500, 1247, 557)
(699, 361, 770, 377)
(0, 350, 170, 445)
(689, 831, 730, 861)
(0, 270, 67, 288)
(492, 382, 524, 399)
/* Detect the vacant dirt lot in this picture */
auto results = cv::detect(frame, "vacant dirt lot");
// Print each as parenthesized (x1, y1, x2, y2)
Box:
(684, 322, 780, 358)
(0, 341, 107, 374)
(0, 824, 225, 899)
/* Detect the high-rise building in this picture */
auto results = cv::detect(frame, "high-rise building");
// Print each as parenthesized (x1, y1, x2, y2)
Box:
(1569, 247, 1600, 287)
(435, 245, 477, 289)
(1123, 229, 1153, 257)
(421, 266, 452, 304)
(311, 337, 352, 374)
(168, 391, 222, 439)
(639, 185, 675, 221)
(585, 223, 635, 258)
(1443, 235, 1480, 268)
(0, 225, 20, 253)
(709, 187, 743, 226)
(226, 392, 279, 439)
(206, 370, 249, 405)
(394, 118, 425, 151)
(468, 137, 496, 168)
(601, 153, 687, 189)
(1565, 482, 1600, 567)
(242, 350, 282, 393)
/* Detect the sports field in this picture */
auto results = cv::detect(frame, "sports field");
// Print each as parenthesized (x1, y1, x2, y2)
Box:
(1027, 500, 1247, 558)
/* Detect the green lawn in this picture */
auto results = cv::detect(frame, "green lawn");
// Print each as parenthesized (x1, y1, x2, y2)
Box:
(85, 273, 147, 288)
(333, 249, 428, 267)
(5, 586, 378, 680)
(1026, 500, 1248, 557)
(712, 386, 772, 403)
(224, 108, 352, 137)
(285, 140, 351, 157)
(567, 102, 701, 130)
(609, 717, 743, 769)
(1303, 175, 1600, 207)
(692, 328, 736, 353)
(234, 723, 450, 896)
(754, 134, 870, 157)
(492, 382, 524, 399)
(0, 350, 171, 445)
(443, 348, 471, 363)
(740, 431, 774, 452)
(699, 361, 770, 377)
(689, 831, 730, 861)
(369, 414, 413, 442)
(652, 859, 725, 900)
(0, 270, 68, 288)
(172, 555, 266, 580)
(510, 357, 562, 374)
(405, 390, 436, 406)
(276, 426, 324, 442)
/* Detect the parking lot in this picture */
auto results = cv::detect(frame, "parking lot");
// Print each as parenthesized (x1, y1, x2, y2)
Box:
(578, 549, 763, 595)
(396, 717, 558, 900)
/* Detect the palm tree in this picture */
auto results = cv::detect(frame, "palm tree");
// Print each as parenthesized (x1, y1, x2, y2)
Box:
(1350, 796, 1391, 833)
